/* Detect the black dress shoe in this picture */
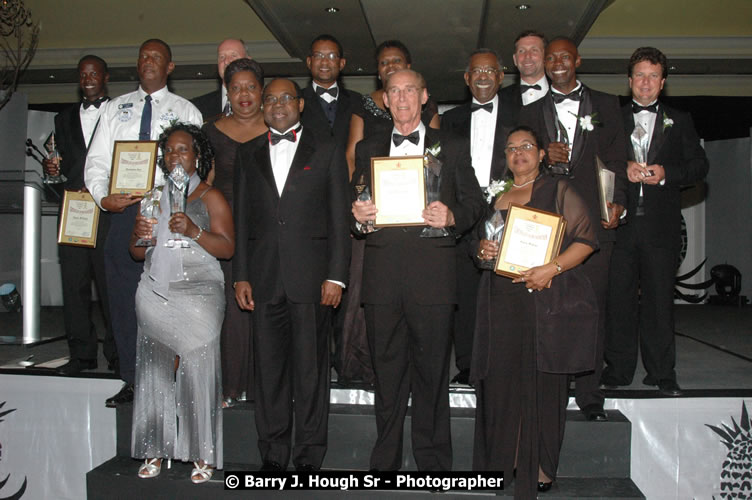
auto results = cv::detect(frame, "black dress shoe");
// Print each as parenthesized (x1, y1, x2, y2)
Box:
(642, 375, 658, 386)
(537, 481, 553, 492)
(259, 460, 284, 472)
(450, 369, 470, 385)
(105, 383, 133, 408)
(582, 404, 608, 422)
(657, 379, 683, 397)
(56, 359, 97, 376)
(295, 464, 319, 472)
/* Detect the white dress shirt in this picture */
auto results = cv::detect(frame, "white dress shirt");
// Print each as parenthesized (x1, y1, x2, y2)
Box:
(79, 101, 108, 147)
(85, 86, 203, 208)
(312, 82, 339, 104)
(521, 75, 549, 106)
(389, 122, 426, 156)
(552, 81, 583, 160)
(269, 122, 302, 195)
(470, 95, 498, 188)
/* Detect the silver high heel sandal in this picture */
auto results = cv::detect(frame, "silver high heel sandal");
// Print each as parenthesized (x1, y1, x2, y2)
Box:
(191, 461, 215, 484)
(137, 458, 171, 478)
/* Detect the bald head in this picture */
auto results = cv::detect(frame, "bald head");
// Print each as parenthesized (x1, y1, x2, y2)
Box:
(544, 37, 581, 93)
(218, 38, 248, 81)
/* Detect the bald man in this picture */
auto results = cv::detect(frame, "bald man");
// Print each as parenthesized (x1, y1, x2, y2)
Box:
(192, 38, 249, 120)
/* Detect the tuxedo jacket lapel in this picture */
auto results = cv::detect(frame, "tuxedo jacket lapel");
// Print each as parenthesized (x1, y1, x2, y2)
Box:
(254, 137, 279, 201)
(622, 107, 637, 162)
(68, 106, 86, 150)
(541, 94, 558, 145)
(647, 104, 667, 164)
(281, 131, 316, 198)
(569, 87, 593, 167)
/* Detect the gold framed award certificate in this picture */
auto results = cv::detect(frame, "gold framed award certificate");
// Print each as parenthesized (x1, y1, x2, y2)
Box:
(495, 203, 566, 278)
(109, 140, 158, 196)
(371, 155, 426, 227)
(57, 190, 100, 248)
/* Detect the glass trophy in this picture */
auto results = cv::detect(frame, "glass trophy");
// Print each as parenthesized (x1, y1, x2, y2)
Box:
(479, 210, 505, 270)
(420, 152, 450, 238)
(354, 173, 378, 233)
(43, 132, 67, 184)
(165, 164, 190, 248)
(134, 188, 162, 247)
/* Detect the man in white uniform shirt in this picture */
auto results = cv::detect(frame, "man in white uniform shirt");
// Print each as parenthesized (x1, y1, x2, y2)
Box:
(85, 38, 202, 407)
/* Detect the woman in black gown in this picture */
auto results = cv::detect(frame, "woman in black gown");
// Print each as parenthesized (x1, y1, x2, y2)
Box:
(202, 58, 267, 406)
(472, 126, 599, 499)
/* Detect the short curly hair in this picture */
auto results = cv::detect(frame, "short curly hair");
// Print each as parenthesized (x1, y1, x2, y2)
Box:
(157, 123, 214, 181)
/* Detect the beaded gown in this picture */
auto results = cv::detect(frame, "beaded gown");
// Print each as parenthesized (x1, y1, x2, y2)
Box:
(131, 192, 224, 468)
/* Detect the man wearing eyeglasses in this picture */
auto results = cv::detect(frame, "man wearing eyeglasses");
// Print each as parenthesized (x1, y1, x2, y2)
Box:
(352, 69, 483, 471)
(233, 77, 350, 472)
(302, 34, 361, 147)
(441, 48, 520, 386)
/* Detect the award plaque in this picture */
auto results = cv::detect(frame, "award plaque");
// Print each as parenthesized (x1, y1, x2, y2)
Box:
(57, 190, 100, 248)
(494, 203, 566, 278)
(596, 155, 615, 222)
(371, 155, 426, 227)
(109, 140, 158, 196)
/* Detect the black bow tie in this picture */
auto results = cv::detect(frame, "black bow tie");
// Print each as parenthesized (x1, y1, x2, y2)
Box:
(551, 89, 581, 104)
(470, 102, 493, 113)
(82, 96, 109, 109)
(632, 102, 658, 114)
(315, 86, 338, 98)
(269, 126, 302, 145)
(520, 84, 541, 93)
(392, 131, 420, 147)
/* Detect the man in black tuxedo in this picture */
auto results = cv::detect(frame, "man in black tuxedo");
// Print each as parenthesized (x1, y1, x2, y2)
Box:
(301, 34, 360, 146)
(44, 55, 117, 376)
(352, 69, 484, 470)
(602, 47, 709, 397)
(191, 38, 248, 120)
(441, 48, 518, 385)
(520, 37, 628, 421)
(500, 30, 549, 107)
(233, 78, 350, 471)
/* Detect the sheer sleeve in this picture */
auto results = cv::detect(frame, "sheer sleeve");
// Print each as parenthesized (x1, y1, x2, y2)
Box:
(556, 180, 598, 250)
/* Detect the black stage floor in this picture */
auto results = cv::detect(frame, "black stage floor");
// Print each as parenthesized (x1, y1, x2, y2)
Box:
(1, 304, 751, 397)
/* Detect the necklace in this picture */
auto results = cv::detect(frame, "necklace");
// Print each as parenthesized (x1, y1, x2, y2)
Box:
(512, 178, 536, 188)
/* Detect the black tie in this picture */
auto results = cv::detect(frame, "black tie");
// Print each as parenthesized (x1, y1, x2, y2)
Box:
(392, 131, 420, 146)
(269, 126, 302, 145)
(316, 86, 338, 98)
(520, 84, 541, 93)
(551, 89, 581, 104)
(470, 102, 493, 113)
(139, 95, 152, 141)
(82, 96, 109, 110)
(632, 102, 658, 114)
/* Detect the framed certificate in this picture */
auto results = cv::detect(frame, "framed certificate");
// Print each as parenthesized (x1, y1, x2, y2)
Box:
(494, 203, 566, 278)
(596, 155, 615, 222)
(109, 140, 158, 196)
(57, 190, 100, 248)
(371, 155, 426, 227)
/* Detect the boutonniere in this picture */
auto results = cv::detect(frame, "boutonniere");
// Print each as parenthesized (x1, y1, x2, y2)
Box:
(425, 141, 441, 158)
(574, 111, 599, 132)
(484, 178, 512, 203)
(662, 112, 674, 131)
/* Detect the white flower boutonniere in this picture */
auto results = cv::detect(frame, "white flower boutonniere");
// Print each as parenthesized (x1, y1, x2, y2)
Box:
(484, 178, 511, 203)
(662, 112, 674, 131)
(426, 141, 441, 157)
(578, 112, 599, 132)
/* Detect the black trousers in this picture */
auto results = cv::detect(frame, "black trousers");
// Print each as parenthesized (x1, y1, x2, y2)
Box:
(604, 218, 679, 384)
(253, 294, 331, 469)
(59, 212, 116, 363)
(453, 237, 482, 372)
(103, 204, 142, 384)
(365, 301, 453, 471)
(574, 241, 613, 410)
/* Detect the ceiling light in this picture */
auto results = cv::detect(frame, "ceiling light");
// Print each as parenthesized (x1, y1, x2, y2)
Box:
(325, 7, 339, 13)
(516, 4, 530, 10)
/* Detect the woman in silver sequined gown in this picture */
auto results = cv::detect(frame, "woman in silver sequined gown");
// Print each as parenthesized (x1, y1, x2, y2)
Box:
(128, 124, 235, 483)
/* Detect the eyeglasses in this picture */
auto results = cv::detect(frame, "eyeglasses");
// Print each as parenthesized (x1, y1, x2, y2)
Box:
(469, 67, 500, 76)
(386, 86, 422, 97)
(311, 52, 340, 61)
(263, 94, 299, 106)
(504, 143, 537, 154)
